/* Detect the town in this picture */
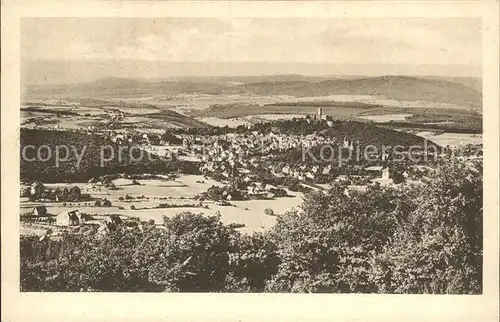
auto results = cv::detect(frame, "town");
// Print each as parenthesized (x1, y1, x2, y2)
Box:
(20, 108, 483, 239)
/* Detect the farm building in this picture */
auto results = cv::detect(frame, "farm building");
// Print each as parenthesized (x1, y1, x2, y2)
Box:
(56, 210, 80, 226)
(32, 206, 47, 216)
(107, 214, 123, 226)
(365, 166, 390, 180)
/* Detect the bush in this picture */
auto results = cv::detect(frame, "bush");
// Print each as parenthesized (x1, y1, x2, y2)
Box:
(264, 208, 275, 216)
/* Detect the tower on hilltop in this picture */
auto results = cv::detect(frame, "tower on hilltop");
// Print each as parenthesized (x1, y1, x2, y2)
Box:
(317, 107, 323, 120)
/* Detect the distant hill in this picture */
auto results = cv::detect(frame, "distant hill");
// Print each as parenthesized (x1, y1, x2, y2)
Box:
(267, 120, 441, 165)
(319, 121, 440, 148)
(420, 76, 482, 92)
(24, 77, 222, 98)
(25, 75, 482, 108)
(226, 76, 482, 107)
(83, 77, 142, 89)
(165, 74, 339, 84)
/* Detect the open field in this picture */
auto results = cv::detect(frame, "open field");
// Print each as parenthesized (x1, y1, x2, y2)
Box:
(21, 99, 209, 130)
(22, 76, 482, 133)
(245, 114, 306, 121)
(358, 114, 413, 123)
(20, 175, 304, 235)
(416, 132, 483, 147)
(199, 117, 250, 128)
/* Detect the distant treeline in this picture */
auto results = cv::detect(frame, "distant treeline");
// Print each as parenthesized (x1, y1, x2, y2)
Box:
(21, 107, 80, 116)
(264, 101, 381, 108)
(381, 121, 482, 134)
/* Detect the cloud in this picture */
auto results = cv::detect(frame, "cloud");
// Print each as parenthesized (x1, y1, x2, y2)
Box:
(21, 17, 481, 67)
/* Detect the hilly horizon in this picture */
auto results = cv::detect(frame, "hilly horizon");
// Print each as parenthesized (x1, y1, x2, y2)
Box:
(24, 74, 482, 108)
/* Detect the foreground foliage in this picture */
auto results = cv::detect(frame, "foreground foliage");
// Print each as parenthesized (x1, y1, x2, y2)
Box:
(20, 160, 482, 293)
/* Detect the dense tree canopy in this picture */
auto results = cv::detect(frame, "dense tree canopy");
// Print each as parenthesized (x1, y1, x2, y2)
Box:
(20, 160, 482, 293)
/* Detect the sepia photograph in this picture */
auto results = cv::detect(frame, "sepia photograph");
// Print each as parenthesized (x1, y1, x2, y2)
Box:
(2, 1, 499, 321)
(18, 16, 485, 293)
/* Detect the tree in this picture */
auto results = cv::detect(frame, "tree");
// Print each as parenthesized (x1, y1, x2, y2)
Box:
(207, 185, 224, 201)
(225, 232, 279, 292)
(20, 187, 31, 197)
(264, 208, 275, 216)
(391, 170, 405, 184)
(269, 188, 287, 197)
(372, 160, 483, 294)
(148, 212, 237, 291)
(230, 177, 246, 191)
(266, 182, 417, 293)
(70, 186, 81, 201)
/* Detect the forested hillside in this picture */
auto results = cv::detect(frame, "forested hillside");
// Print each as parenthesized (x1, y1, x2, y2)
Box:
(20, 129, 198, 183)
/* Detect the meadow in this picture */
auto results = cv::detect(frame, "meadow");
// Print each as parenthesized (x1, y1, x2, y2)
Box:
(20, 175, 305, 235)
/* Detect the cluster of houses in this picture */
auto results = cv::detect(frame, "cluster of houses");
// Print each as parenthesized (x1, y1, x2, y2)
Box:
(27, 205, 153, 235)
(183, 131, 394, 184)
(111, 133, 162, 145)
(21, 181, 90, 202)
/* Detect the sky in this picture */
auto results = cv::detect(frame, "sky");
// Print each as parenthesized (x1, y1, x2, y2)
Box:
(21, 17, 482, 84)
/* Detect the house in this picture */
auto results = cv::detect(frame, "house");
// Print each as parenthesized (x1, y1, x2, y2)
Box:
(343, 137, 354, 150)
(367, 166, 392, 185)
(255, 182, 265, 190)
(365, 165, 388, 178)
(382, 167, 390, 180)
(56, 210, 80, 226)
(305, 172, 315, 180)
(98, 222, 112, 235)
(108, 214, 123, 226)
(32, 206, 47, 217)
(238, 168, 251, 174)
